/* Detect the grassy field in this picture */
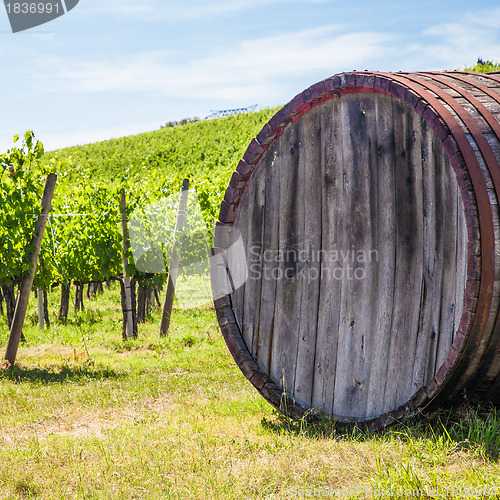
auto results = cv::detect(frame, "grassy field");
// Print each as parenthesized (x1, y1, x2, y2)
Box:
(0, 286, 499, 499)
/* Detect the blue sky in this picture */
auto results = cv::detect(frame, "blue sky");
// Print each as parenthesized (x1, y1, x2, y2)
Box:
(0, 0, 499, 153)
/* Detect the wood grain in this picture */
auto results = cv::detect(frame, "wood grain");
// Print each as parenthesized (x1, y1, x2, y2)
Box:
(292, 106, 323, 408)
(311, 96, 344, 414)
(269, 121, 306, 397)
(254, 146, 281, 374)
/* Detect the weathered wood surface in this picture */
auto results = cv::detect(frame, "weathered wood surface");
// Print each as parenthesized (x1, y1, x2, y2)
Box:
(271, 121, 305, 396)
(231, 92, 467, 420)
(4, 174, 57, 366)
(160, 179, 190, 337)
(120, 191, 136, 339)
(214, 71, 500, 427)
(311, 100, 343, 415)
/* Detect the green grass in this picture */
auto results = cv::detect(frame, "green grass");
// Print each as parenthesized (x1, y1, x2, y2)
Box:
(0, 285, 499, 499)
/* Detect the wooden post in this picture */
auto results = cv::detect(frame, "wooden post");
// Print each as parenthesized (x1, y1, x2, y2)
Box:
(37, 289, 44, 330)
(160, 179, 189, 337)
(1, 284, 16, 329)
(4, 173, 57, 366)
(120, 191, 135, 339)
(43, 290, 50, 328)
(58, 282, 70, 322)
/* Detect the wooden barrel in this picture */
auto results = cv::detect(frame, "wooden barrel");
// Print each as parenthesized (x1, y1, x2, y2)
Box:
(211, 71, 500, 430)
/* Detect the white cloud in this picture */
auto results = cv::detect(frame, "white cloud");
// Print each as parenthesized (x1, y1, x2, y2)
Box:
(398, 11, 500, 71)
(28, 4, 500, 106)
(462, 6, 500, 30)
(79, 0, 306, 21)
(30, 25, 394, 102)
(40, 120, 165, 150)
(81, 0, 157, 19)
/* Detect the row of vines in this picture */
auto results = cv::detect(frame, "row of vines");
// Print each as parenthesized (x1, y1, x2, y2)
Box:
(0, 108, 277, 334)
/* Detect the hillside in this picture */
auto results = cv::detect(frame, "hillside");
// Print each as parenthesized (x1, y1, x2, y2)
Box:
(47, 107, 278, 224)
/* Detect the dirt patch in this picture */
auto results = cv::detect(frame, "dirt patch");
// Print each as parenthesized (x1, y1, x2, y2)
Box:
(1, 415, 109, 445)
(17, 344, 79, 358)
(0, 395, 174, 445)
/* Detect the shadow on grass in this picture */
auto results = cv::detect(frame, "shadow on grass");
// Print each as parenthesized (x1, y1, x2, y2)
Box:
(0, 363, 121, 384)
(261, 404, 500, 461)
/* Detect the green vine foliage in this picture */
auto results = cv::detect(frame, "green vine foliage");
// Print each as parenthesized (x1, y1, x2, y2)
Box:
(1, 108, 278, 292)
(49, 182, 123, 284)
(0, 131, 48, 287)
(46, 108, 278, 228)
(463, 58, 500, 73)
